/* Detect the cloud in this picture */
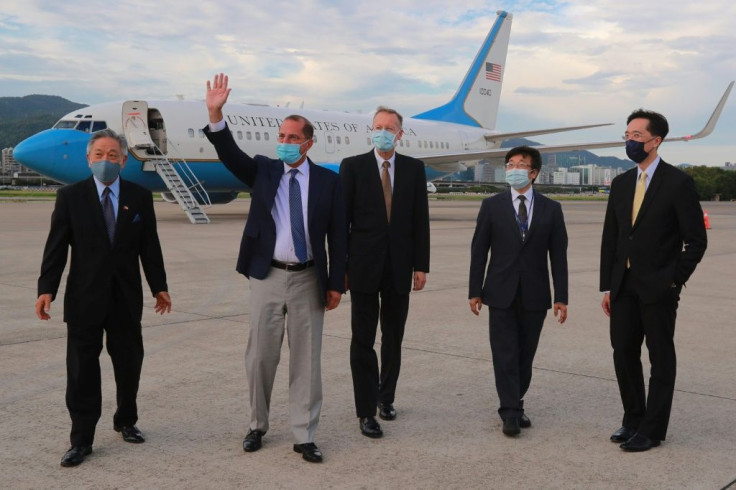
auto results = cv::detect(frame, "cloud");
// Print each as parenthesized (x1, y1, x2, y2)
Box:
(0, 0, 733, 165)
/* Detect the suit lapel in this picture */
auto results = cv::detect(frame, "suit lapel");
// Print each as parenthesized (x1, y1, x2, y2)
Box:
(85, 177, 111, 244)
(306, 160, 320, 227)
(618, 169, 637, 227)
(502, 190, 523, 242)
(524, 190, 543, 243)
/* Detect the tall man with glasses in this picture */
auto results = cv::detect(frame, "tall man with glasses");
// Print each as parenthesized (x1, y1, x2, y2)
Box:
(601, 109, 706, 452)
(340, 107, 430, 439)
(469, 145, 568, 437)
(203, 74, 346, 463)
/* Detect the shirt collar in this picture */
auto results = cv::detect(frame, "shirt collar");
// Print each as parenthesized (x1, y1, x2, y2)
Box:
(373, 149, 396, 166)
(638, 156, 660, 180)
(510, 185, 533, 201)
(284, 160, 310, 178)
(93, 175, 121, 198)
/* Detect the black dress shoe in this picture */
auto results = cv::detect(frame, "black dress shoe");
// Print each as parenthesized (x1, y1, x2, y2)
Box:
(620, 432, 660, 452)
(378, 403, 396, 421)
(359, 416, 383, 438)
(610, 426, 635, 443)
(502, 417, 521, 436)
(114, 425, 145, 443)
(519, 413, 531, 428)
(293, 442, 323, 463)
(60, 446, 92, 467)
(243, 429, 264, 452)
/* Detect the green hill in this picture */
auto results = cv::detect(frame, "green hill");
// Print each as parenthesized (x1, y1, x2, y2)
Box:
(0, 95, 87, 149)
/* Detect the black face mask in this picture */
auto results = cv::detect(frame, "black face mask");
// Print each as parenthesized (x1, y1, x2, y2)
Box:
(625, 139, 655, 163)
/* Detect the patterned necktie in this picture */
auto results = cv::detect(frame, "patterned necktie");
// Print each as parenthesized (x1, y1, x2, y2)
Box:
(631, 171, 647, 224)
(101, 187, 115, 243)
(518, 195, 528, 240)
(382, 161, 392, 222)
(289, 169, 308, 263)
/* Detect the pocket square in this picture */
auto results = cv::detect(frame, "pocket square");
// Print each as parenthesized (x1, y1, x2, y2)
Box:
(132, 213, 142, 223)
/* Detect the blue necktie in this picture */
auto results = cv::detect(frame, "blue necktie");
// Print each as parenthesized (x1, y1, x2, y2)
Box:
(289, 169, 308, 263)
(102, 187, 115, 243)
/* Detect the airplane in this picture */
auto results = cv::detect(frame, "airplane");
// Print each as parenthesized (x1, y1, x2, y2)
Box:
(12, 10, 733, 223)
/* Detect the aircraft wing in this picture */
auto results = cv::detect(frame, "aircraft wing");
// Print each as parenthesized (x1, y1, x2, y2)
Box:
(483, 122, 614, 144)
(421, 80, 734, 169)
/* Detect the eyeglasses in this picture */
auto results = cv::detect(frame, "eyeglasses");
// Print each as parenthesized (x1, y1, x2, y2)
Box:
(372, 126, 401, 134)
(505, 162, 532, 170)
(622, 131, 655, 142)
(277, 134, 308, 143)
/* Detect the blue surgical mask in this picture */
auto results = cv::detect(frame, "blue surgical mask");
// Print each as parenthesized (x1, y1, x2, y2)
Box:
(276, 143, 304, 164)
(505, 168, 531, 190)
(371, 130, 396, 152)
(90, 160, 121, 183)
(625, 139, 650, 164)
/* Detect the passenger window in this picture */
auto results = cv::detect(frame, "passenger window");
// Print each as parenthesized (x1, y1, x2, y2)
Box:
(255, 132, 261, 141)
(327, 135, 333, 143)
(336, 136, 341, 145)
(237, 131, 243, 140)
(198, 129, 205, 138)
(345, 136, 349, 144)
(264, 133, 270, 141)
(188, 128, 195, 138)
(246, 131, 252, 140)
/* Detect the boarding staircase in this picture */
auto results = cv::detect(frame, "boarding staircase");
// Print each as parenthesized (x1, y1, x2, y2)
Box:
(153, 156, 211, 224)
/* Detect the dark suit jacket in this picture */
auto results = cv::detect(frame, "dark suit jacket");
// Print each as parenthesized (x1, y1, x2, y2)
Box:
(469, 189, 568, 310)
(38, 177, 168, 324)
(600, 160, 707, 303)
(340, 151, 430, 294)
(203, 124, 346, 302)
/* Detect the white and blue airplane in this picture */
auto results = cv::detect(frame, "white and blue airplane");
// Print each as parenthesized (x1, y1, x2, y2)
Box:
(13, 11, 733, 223)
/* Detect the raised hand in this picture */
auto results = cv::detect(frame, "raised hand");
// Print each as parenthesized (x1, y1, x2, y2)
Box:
(206, 73, 232, 122)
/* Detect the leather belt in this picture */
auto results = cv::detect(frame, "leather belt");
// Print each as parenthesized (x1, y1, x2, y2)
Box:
(271, 259, 314, 272)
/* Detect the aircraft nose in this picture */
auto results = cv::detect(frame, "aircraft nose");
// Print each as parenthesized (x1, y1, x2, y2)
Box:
(13, 130, 59, 174)
(12, 129, 91, 184)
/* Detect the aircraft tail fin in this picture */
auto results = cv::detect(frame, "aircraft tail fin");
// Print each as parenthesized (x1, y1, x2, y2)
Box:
(412, 11, 512, 129)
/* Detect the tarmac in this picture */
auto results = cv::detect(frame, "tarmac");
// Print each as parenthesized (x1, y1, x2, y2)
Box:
(1, 197, 735, 489)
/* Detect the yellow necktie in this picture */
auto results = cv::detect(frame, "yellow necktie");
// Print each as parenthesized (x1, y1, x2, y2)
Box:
(382, 161, 392, 222)
(631, 171, 647, 224)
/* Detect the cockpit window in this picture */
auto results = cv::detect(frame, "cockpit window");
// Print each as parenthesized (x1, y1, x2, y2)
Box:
(54, 120, 78, 129)
(52, 120, 108, 132)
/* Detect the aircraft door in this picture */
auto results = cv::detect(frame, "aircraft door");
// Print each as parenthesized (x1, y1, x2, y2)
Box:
(122, 101, 155, 151)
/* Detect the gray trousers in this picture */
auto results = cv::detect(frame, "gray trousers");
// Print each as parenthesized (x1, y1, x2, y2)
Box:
(245, 266, 324, 443)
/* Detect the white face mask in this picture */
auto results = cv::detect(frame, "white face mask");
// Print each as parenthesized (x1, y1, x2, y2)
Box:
(505, 168, 531, 190)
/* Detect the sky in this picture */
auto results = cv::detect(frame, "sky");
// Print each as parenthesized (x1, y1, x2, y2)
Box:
(1, 0, 734, 166)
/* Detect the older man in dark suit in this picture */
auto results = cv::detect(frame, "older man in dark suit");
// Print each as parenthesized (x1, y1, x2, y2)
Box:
(340, 107, 430, 439)
(36, 128, 171, 467)
(601, 109, 707, 452)
(469, 145, 568, 437)
(203, 74, 346, 463)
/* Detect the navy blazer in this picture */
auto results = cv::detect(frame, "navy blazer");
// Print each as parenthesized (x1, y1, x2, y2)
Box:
(600, 160, 706, 303)
(203, 124, 346, 302)
(38, 177, 168, 324)
(469, 189, 568, 310)
(340, 150, 430, 294)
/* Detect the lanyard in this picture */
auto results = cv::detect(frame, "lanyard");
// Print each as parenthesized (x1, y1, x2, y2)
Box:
(513, 192, 534, 239)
